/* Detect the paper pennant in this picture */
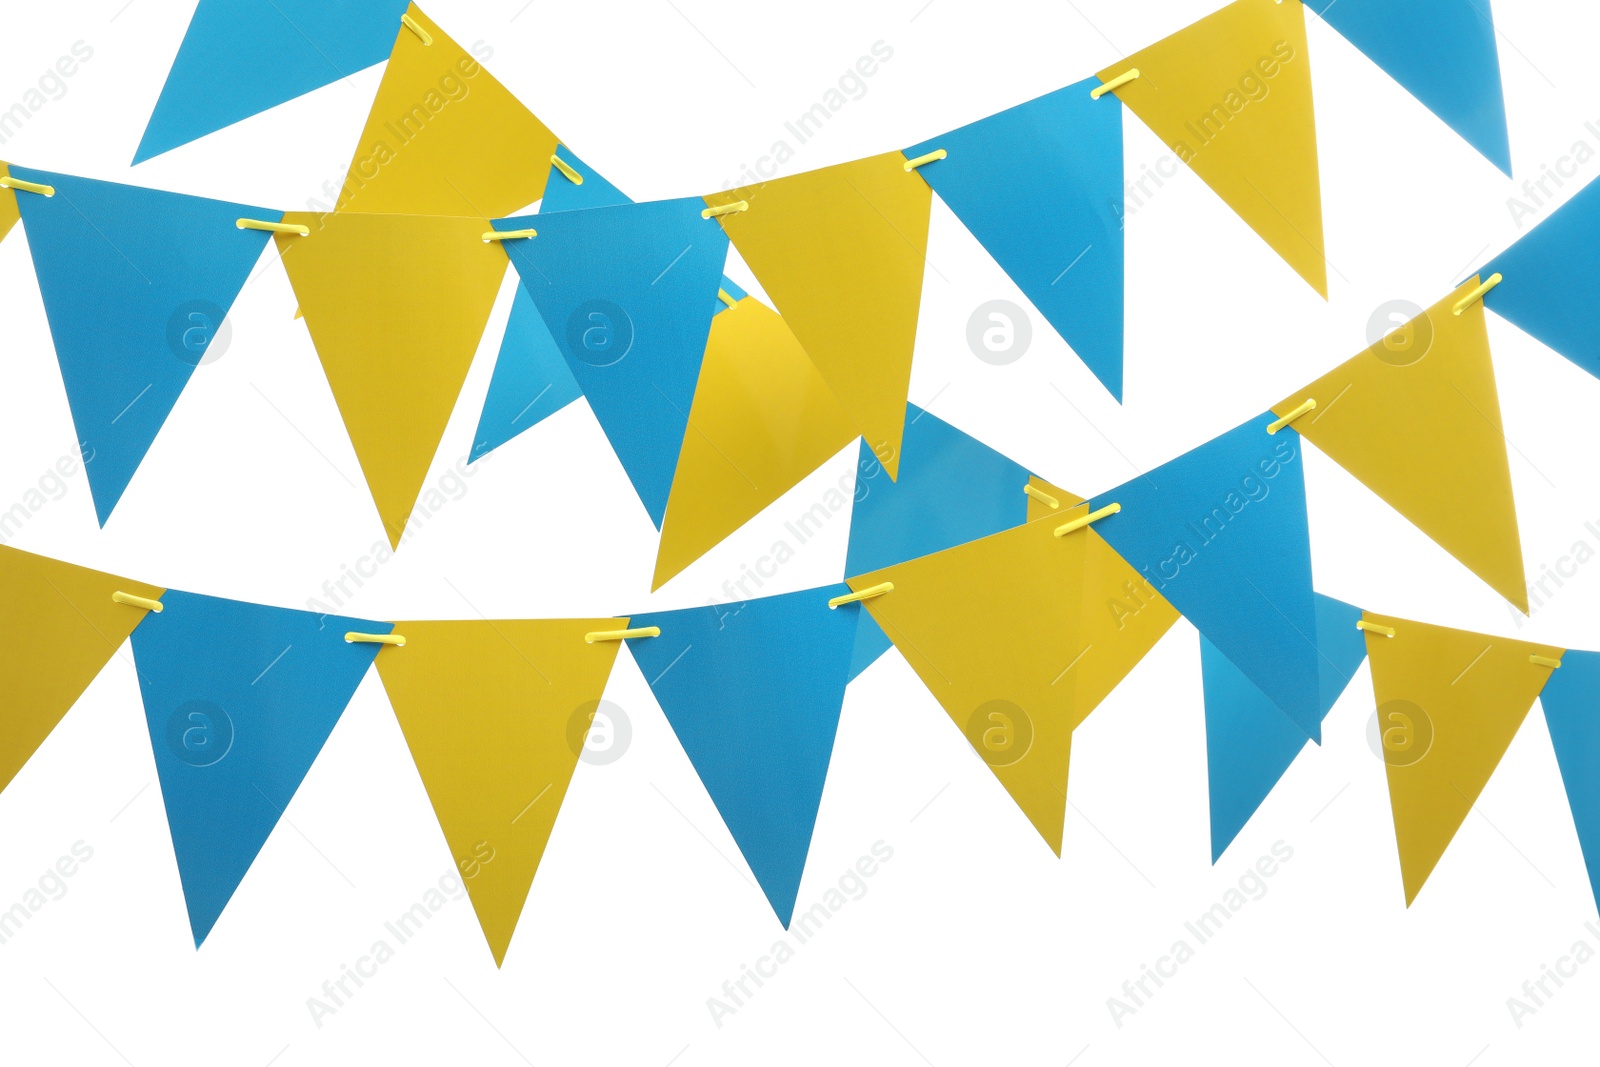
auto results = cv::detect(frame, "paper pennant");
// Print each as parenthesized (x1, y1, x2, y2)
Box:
(1100, 0, 1327, 296)
(1362, 611, 1558, 904)
(0, 546, 163, 795)
(130, 591, 389, 945)
(10, 166, 277, 524)
(493, 198, 727, 527)
(1538, 650, 1600, 912)
(905, 76, 1126, 399)
(1480, 176, 1600, 383)
(277, 210, 506, 548)
(844, 405, 1031, 681)
(627, 586, 860, 925)
(1307, 0, 1511, 175)
(336, 4, 558, 216)
(851, 518, 1086, 852)
(653, 297, 856, 589)
(1202, 593, 1366, 861)
(1091, 413, 1322, 738)
(133, 0, 410, 164)
(1274, 278, 1527, 610)
(0, 162, 18, 245)
(704, 152, 933, 476)
(374, 619, 625, 965)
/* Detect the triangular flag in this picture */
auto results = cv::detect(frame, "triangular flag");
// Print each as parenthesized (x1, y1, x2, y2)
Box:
(905, 76, 1126, 399)
(374, 619, 625, 965)
(626, 586, 860, 925)
(850, 518, 1086, 852)
(469, 285, 583, 462)
(0, 162, 19, 244)
(1538, 650, 1600, 912)
(493, 198, 727, 526)
(704, 152, 933, 476)
(276, 210, 507, 548)
(1090, 412, 1322, 738)
(10, 167, 277, 523)
(129, 591, 389, 945)
(335, 5, 558, 216)
(1202, 593, 1366, 861)
(1363, 611, 1559, 904)
(1306, 0, 1511, 175)
(1099, 0, 1327, 296)
(133, 0, 410, 164)
(1273, 277, 1527, 610)
(1480, 176, 1600, 383)
(0, 545, 163, 795)
(844, 405, 1031, 680)
(653, 297, 856, 589)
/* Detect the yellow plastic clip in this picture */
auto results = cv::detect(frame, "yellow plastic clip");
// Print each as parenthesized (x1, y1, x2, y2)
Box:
(1452, 273, 1502, 316)
(903, 149, 947, 172)
(717, 289, 738, 308)
(484, 228, 537, 243)
(111, 591, 163, 613)
(400, 13, 433, 45)
(829, 582, 893, 609)
(0, 175, 54, 197)
(237, 218, 309, 236)
(585, 626, 661, 644)
(1055, 502, 1120, 537)
(1023, 484, 1060, 510)
(1267, 399, 1316, 435)
(1530, 654, 1563, 669)
(702, 200, 749, 220)
(1091, 69, 1140, 100)
(1356, 620, 1396, 638)
(346, 632, 404, 647)
(550, 153, 584, 185)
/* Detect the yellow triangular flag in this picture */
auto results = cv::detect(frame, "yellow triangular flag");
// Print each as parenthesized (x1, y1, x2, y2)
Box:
(704, 152, 932, 479)
(336, 4, 559, 217)
(0, 162, 19, 245)
(849, 517, 1085, 851)
(0, 545, 163, 792)
(1026, 477, 1181, 725)
(375, 618, 625, 966)
(276, 211, 507, 547)
(653, 297, 857, 589)
(1274, 277, 1527, 610)
(1099, 0, 1327, 295)
(1363, 611, 1559, 905)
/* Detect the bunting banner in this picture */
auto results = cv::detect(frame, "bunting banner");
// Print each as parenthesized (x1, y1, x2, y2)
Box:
(9, 166, 278, 524)
(374, 619, 626, 966)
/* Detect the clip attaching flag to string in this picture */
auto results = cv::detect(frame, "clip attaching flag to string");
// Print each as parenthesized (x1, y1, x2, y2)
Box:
(1452, 273, 1502, 316)
(829, 582, 893, 609)
(112, 591, 163, 613)
(237, 218, 308, 236)
(1357, 619, 1395, 638)
(0, 175, 53, 196)
(717, 288, 738, 308)
(400, 13, 433, 45)
(550, 153, 584, 185)
(1023, 484, 1060, 510)
(484, 228, 537, 243)
(903, 149, 947, 172)
(346, 631, 405, 647)
(585, 626, 660, 643)
(1091, 69, 1139, 100)
(1267, 398, 1316, 434)
(1055, 502, 1120, 537)
(702, 200, 748, 220)
(1531, 654, 1563, 669)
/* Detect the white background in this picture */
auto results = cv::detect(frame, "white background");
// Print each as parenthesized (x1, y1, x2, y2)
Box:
(2, 0, 1600, 1063)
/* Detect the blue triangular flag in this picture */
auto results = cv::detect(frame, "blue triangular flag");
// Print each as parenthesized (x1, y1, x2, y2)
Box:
(1307, 0, 1511, 175)
(1535, 649, 1600, 911)
(129, 591, 389, 945)
(9, 167, 277, 524)
(1090, 414, 1322, 738)
(491, 198, 728, 526)
(1479, 175, 1600, 382)
(905, 76, 1125, 399)
(627, 585, 860, 925)
(843, 404, 1030, 681)
(542, 144, 630, 213)
(1202, 593, 1366, 861)
(469, 286, 583, 462)
(134, 0, 411, 163)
